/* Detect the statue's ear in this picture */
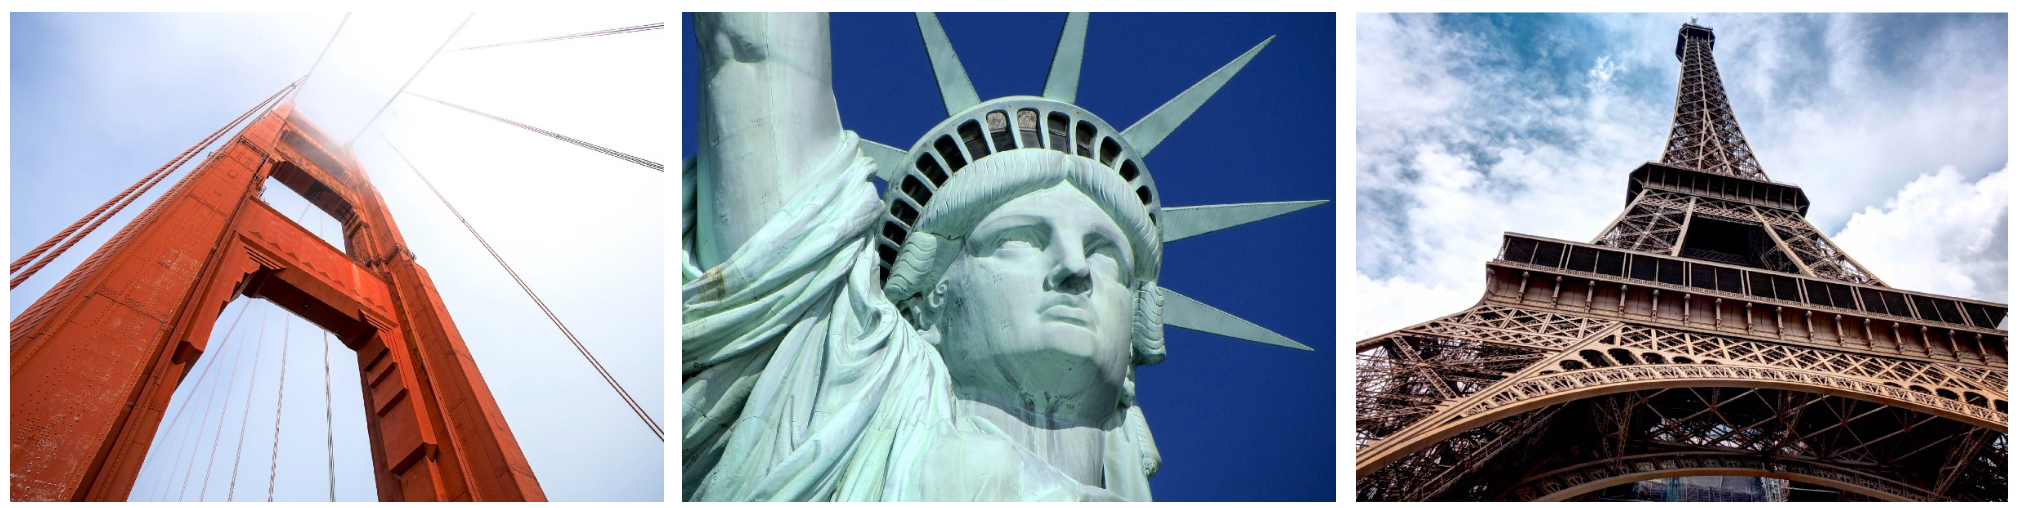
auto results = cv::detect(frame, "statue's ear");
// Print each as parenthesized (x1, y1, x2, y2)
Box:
(917, 280, 951, 346)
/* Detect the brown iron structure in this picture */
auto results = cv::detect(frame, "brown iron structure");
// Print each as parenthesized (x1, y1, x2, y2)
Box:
(1355, 22, 2008, 501)
(10, 102, 546, 501)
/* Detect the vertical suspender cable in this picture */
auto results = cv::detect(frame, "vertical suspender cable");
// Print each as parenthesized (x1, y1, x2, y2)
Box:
(151, 303, 242, 500)
(196, 304, 264, 501)
(267, 314, 294, 501)
(164, 380, 210, 499)
(226, 304, 275, 501)
(380, 135, 665, 441)
(320, 219, 337, 502)
(10, 81, 295, 289)
(175, 323, 242, 502)
(135, 377, 204, 500)
(142, 301, 253, 500)
(324, 327, 336, 501)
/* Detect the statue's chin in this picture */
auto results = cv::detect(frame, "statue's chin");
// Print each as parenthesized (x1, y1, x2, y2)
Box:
(950, 346, 1123, 426)
(1035, 320, 1103, 355)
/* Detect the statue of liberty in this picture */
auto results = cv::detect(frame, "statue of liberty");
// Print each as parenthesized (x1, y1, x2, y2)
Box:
(682, 13, 1324, 501)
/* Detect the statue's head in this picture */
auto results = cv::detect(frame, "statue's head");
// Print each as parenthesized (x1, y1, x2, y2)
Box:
(881, 99, 1165, 424)
(865, 14, 1308, 482)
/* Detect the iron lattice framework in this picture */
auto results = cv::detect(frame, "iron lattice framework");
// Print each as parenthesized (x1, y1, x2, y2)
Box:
(1661, 23, 1768, 182)
(1355, 22, 2008, 501)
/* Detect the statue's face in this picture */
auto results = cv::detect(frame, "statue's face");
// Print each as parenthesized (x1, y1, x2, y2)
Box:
(936, 182, 1134, 425)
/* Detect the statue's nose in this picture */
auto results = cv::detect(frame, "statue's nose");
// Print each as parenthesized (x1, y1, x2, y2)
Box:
(1047, 241, 1092, 295)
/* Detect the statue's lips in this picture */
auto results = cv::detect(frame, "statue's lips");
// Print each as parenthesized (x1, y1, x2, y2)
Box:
(1041, 303, 1095, 328)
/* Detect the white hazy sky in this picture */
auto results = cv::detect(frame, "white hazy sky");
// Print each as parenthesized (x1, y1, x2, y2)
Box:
(10, 12, 664, 501)
(1355, 13, 2009, 339)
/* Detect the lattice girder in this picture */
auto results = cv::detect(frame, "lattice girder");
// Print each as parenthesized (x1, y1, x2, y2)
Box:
(1588, 187, 1893, 287)
(1392, 386, 2004, 501)
(1484, 239, 2005, 366)
(1356, 305, 1621, 450)
(1595, 190, 1691, 255)
(1356, 303, 2008, 501)
(1661, 24, 1769, 181)
(1756, 207, 1886, 286)
(1609, 325, 2007, 402)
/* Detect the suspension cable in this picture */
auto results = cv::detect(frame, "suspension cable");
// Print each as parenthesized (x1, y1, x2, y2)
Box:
(10, 80, 296, 288)
(381, 135, 665, 441)
(267, 313, 294, 501)
(226, 304, 275, 501)
(405, 92, 664, 171)
(140, 300, 254, 500)
(445, 22, 662, 52)
(320, 219, 337, 502)
(347, 13, 473, 146)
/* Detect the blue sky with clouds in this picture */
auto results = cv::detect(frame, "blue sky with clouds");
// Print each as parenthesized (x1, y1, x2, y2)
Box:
(683, 12, 1337, 501)
(1356, 13, 2008, 338)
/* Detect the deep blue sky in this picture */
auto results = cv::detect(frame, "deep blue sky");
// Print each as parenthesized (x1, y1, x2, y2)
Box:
(683, 12, 1337, 501)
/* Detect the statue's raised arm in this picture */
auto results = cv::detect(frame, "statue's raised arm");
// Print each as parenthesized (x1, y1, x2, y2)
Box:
(691, 12, 845, 268)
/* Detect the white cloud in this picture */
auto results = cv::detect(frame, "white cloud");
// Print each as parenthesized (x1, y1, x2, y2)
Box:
(1832, 167, 2009, 303)
(1355, 14, 1664, 337)
(1354, 272, 1477, 339)
(1712, 14, 2008, 232)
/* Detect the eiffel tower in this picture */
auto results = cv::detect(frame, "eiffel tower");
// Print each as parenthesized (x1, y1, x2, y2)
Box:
(1354, 21, 2008, 501)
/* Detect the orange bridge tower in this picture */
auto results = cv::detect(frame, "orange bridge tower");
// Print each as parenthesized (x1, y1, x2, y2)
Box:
(10, 103, 546, 501)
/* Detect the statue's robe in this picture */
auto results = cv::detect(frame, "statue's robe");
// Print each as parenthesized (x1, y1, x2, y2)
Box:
(681, 133, 1154, 501)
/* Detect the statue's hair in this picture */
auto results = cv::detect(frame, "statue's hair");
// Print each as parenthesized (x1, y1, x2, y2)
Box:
(882, 149, 1167, 367)
(1122, 382, 1162, 477)
(1131, 282, 1166, 366)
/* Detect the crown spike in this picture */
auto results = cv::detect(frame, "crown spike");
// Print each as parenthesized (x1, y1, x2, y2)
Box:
(1042, 13, 1090, 103)
(1162, 200, 1327, 243)
(1160, 287, 1311, 351)
(915, 13, 981, 117)
(1122, 35, 1272, 157)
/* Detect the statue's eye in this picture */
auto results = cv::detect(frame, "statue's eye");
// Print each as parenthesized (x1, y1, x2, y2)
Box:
(1084, 235, 1129, 284)
(992, 227, 1046, 251)
(1085, 236, 1122, 262)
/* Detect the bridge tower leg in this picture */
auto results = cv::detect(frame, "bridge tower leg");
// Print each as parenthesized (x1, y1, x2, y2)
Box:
(10, 104, 546, 502)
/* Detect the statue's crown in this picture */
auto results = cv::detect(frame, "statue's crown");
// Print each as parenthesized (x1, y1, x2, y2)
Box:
(874, 97, 1160, 281)
(862, 13, 1321, 351)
